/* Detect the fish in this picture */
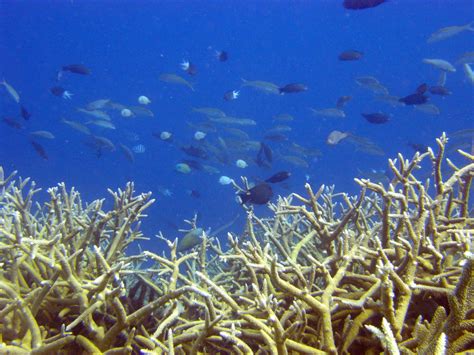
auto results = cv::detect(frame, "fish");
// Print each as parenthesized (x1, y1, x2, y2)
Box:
(118, 143, 135, 163)
(266, 125, 292, 134)
(192, 107, 226, 118)
(399, 93, 428, 105)
(223, 90, 239, 101)
(238, 183, 273, 205)
(187, 190, 201, 198)
(273, 113, 294, 122)
(327, 130, 349, 145)
(132, 144, 146, 154)
(77, 108, 111, 121)
(235, 159, 248, 168)
(376, 94, 405, 107)
(222, 127, 250, 140)
(1, 79, 20, 103)
(241, 79, 280, 95)
(202, 164, 220, 175)
(279, 83, 308, 94)
(343, 0, 387, 10)
(280, 155, 309, 168)
(159, 73, 194, 91)
(336, 95, 352, 109)
(416, 83, 428, 94)
(265, 171, 291, 184)
(208, 116, 256, 126)
(30, 130, 55, 139)
(355, 143, 385, 156)
(455, 51, 474, 65)
(182, 159, 204, 171)
(62, 64, 91, 75)
(437, 71, 447, 86)
(338, 50, 363, 61)
(177, 228, 203, 252)
(181, 145, 208, 159)
(219, 176, 233, 185)
(260, 142, 273, 163)
(61, 118, 91, 135)
(265, 133, 289, 142)
(408, 142, 429, 153)
(180, 60, 198, 76)
(311, 108, 346, 118)
(2, 117, 23, 130)
(427, 22, 474, 43)
(20, 105, 31, 120)
(85, 99, 111, 111)
(86, 119, 116, 130)
(422, 58, 456, 72)
(130, 106, 154, 117)
(216, 51, 228, 62)
(175, 163, 192, 174)
(414, 103, 440, 115)
(30, 140, 48, 160)
(355, 76, 389, 94)
(355, 76, 379, 86)
(50, 86, 72, 99)
(429, 86, 451, 96)
(90, 136, 116, 151)
(464, 63, 474, 85)
(362, 112, 390, 124)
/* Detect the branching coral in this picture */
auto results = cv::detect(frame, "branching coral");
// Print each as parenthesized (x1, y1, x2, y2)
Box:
(0, 133, 472, 354)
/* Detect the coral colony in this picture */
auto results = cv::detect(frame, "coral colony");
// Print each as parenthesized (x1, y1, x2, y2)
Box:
(0, 134, 472, 353)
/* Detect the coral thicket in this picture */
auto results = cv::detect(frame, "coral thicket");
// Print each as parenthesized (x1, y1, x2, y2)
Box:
(0, 134, 472, 354)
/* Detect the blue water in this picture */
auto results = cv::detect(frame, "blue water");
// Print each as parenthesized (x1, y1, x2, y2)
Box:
(1, 0, 473, 252)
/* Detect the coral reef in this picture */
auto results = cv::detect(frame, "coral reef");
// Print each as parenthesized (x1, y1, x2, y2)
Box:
(0, 134, 473, 354)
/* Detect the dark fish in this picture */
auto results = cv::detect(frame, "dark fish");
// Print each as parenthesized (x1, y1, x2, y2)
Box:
(223, 90, 239, 101)
(429, 86, 452, 96)
(30, 140, 48, 160)
(256, 142, 273, 168)
(62, 64, 91, 75)
(20, 105, 31, 120)
(264, 133, 288, 142)
(343, 0, 387, 10)
(265, 171, 291, 184)
(217, 51, 228, 62)
(416, 83, 428, 94)
(399, 93, 428, 105)
(338, 50, 364, 61)
(185, 63, 198, 76)
(408, 142, 429, 153)
(279, 83, 308, 94)
(181, 145, 208, 159)
(238, 183, 273, 205)
(336, 95, 352, 109)
(188, 190, 201, 198)
(2, 117, 23, 129)
(257, 142, 273, 164)
(50, 86, 66, 97)
(362, 112, 390, 124)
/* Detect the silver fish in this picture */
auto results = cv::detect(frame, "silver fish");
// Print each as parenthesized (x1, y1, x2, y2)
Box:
(427, 22, 474, 43)
(1, 79, 20, 103)
(422, 58, 456, 72)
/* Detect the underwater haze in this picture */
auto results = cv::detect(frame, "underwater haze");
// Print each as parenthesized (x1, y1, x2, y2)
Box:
(1, 0, 473, 252)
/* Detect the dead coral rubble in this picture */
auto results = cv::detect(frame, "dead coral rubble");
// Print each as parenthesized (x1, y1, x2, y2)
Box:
(0, 133, 473, 354)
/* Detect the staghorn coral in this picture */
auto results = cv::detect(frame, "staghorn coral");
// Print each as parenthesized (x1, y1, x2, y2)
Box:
(0, 133, 472, 354)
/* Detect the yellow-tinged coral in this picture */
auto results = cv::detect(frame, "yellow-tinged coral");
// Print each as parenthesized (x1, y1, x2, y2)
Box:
(0, 133, 473, 354)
